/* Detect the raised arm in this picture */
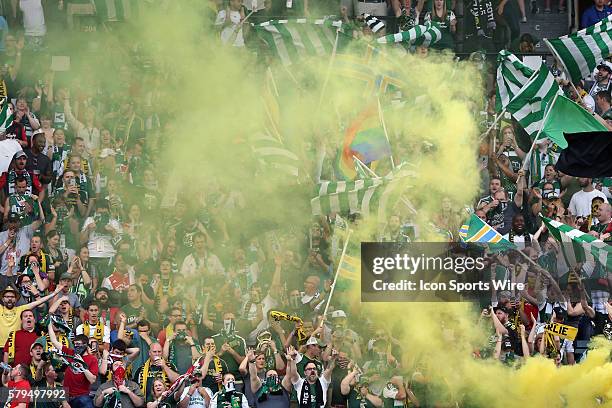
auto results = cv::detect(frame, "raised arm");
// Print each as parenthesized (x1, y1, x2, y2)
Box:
(340, 367, 358, 396)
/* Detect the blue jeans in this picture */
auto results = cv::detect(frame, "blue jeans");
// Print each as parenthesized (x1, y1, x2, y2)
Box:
(69, 395, 94, 408)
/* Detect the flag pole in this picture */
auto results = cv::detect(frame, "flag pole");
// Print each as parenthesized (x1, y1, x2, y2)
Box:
(317, 28, 341, 109)
(478, 110, 506, 142)
(320, 229, 353, 328)
(377, 97, 395, 169)
(352, 155, 379, 178)
(517, 91, 561, 186)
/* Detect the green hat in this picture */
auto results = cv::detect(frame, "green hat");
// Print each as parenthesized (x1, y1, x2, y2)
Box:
(30, 337, 45, 350)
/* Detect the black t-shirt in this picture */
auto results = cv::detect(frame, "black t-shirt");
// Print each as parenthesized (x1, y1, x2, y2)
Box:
(202, 357, 229, 391)
(25, 150, 52, 185)
(330, 366, 349, 406)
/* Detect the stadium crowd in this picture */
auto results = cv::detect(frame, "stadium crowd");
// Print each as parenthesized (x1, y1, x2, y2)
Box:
(0, 1, 612, 408)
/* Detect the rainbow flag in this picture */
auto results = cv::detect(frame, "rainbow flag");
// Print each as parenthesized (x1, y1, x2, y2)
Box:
(336, 105, 391, 180)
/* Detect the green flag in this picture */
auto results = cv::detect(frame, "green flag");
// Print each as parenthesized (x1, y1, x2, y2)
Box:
(541, 95, 608, 149)
(541, 215, 612, 274)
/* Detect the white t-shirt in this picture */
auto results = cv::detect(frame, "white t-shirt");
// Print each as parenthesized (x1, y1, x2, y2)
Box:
(179, 387, 213, 408)
(568, 189, 608, 217)
(292, 376, 330, 407)
(76, 320, 111, 344)
(180, 252, 225, 278)
(19, 0, 46, 36)
(81, 217, 122, 258)
(0, 224, 34, 275)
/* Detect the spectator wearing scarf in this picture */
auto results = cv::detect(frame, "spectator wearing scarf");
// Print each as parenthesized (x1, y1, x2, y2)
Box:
(210, 373, 249, 408)
(287, 345, 333, 408)
(246, 349, 291, 408)
(93, 360, 145, 408)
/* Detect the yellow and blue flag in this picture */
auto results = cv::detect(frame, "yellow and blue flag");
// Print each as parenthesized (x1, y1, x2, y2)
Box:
(459, 214, 515, 251)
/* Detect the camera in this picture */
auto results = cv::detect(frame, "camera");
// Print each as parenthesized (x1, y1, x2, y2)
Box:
(175, 331, 187, 342)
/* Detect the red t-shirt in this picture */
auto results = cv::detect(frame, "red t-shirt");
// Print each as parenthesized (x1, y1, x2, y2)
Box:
(523, 303, 539, 331)
(8, 378, 31, 408)
(3, 329, 38, 366)
(61, 346, 99, 397)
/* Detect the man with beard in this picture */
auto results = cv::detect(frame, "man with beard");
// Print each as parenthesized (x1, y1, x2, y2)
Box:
(587, 62, 612, 101)
(3, 309, 38, 366)
(94, 288, 118, 329)
(590, 203, 612, 242)
(0, 284, 65, 352)
(94, 360, 144, 408)
(0, 151, 37, 199)
(288, 345, 333, 408)
(25, 132, 53, 193)
(247, 349, 291, 408)
(1, 363, 32, 408)
(210, 373, 249, 408)
(569, 178, 608, 218)
(502, 214, 538, 250)
(3, 176, 40, 226)
(48, 325, 99, 408)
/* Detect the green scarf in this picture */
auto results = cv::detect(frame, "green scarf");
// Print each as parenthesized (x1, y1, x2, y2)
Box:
(216, 390, 243, 408)
(103, 390, 122, 408)
(256, 376, 283, 402)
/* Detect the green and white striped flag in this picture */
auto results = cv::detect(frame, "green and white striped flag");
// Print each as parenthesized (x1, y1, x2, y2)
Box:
(251, 132, 299, 177)
(376, 23, 442, 47)
(254, 19, 352, 66)
(0, 103, 14, 134)
(311, 168, 412, 218)
(250, 69, 298, 177)
(541, 215, 612, 274)
(505, 62, 563, 138)
(544, 14, 612, 83)
(495, 50, 535, 112)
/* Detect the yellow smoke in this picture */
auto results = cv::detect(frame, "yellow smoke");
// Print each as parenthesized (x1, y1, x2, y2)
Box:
(69, 3, 612, 406)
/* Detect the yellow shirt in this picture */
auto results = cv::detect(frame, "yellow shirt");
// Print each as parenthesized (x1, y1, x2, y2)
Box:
(0, 304, 29, 345)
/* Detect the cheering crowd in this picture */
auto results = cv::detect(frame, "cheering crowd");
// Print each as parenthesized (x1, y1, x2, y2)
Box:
(1, 1, 612, 408)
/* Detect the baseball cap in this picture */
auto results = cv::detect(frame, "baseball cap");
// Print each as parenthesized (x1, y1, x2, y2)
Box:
(543, 191, 559, 199)
(597, 61, 612, 72)
(30, 337, 45, 350)
(331, 310, 347, 319)
(59, 272, 72, 281)
(13, 150, 26, 159)
(305, 337, 325, 347)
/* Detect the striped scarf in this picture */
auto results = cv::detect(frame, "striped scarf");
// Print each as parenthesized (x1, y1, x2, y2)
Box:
(45, 333, 71, 352)
(6, 331, 16, 363)
(7, 169, 33, 195)
(83, 320, 105, 343)
(139, 358, 169, 397)
(529, 150, 555, 186)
